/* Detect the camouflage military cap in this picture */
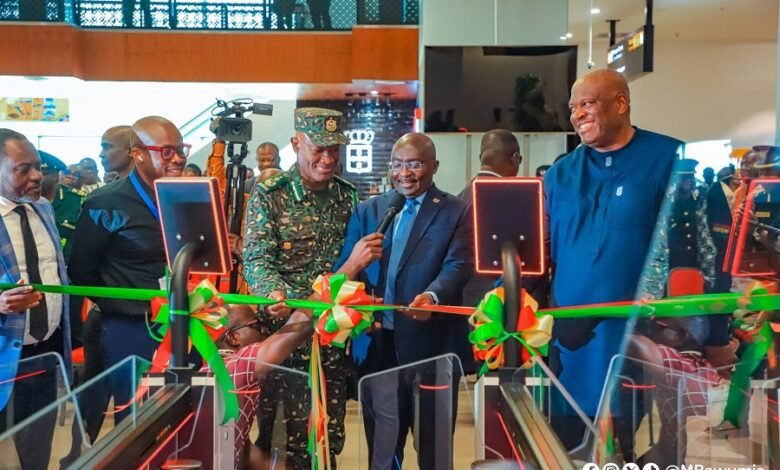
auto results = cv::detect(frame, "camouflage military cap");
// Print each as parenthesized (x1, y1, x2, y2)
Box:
(39, 150, 66, 175)
(294, 107, 350, 147)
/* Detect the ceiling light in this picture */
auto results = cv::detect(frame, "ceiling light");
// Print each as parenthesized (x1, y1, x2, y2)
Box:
(370, 90, 379, 96)
(566, 32, 573, 38)
(560, 36, 568, 40)
(591, 7, 601, 14)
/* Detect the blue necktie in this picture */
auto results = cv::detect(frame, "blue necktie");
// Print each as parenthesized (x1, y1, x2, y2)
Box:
(383, 198, 419, 329)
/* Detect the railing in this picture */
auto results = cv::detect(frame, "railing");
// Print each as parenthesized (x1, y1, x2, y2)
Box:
(0, 0, 419, 30)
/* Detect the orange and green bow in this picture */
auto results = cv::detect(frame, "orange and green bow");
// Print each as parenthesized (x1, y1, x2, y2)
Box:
(310, 273, 375, 347)
(468, 288, 553, 376)
(149, 280, 239, 425)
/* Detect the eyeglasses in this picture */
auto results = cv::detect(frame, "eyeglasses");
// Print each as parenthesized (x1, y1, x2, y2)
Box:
(139, 144, 191, 160)
(388, 160, 426, 172)
(216, 315, 267, 344)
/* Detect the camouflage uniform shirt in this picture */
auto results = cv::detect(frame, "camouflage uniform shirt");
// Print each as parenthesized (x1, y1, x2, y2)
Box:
(243, 164, 357, 359)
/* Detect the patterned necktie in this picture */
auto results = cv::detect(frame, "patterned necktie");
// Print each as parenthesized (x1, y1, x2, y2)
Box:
(13, 205, 48, 341)
(383, 198, 419, 329)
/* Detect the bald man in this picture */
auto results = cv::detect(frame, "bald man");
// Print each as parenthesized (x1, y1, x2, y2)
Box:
(457, 129, 521, 311)
(335, 132, 473, 469)
(544, 69, 683, 451)
(99, 125, 134, 179)
(68, 116, 189, 429)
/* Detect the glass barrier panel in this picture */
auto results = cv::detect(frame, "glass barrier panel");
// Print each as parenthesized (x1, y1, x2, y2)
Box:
(512, 357, 597, 465)
(0, 352, 69, 469)
(0, 353, 148, 468)
(356, 353, 473, 470)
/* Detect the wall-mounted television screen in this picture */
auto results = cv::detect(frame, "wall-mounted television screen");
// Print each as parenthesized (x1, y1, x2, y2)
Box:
(424, 46, 577, 133)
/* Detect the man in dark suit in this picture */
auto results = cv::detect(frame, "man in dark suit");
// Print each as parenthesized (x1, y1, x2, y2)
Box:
(457, 129, 521, 311)
(336, 132, 473, 470)
(0, 129, 72, 469)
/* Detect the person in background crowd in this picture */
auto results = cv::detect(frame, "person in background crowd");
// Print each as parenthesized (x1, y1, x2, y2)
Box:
(707, 165, 737, 293)
(99, 125, 134, 180)
(60, 164, 83, 195)
(307, 0, 332, 29)
(643, 158, 717, 298)
(700, 166, 716, 193)
(53, 166, 86, 261)
(274, 0, 296, 29)
(535, 164, 551, 177)
(0, 129, 72, 470)
(243, 108, 355, 469)
(245, 142, 281, 194)
(183, 163, 203, 177)
(38, 151, 66, 202)
(79, 157, 102, 194)
(457, 129, 520, 309)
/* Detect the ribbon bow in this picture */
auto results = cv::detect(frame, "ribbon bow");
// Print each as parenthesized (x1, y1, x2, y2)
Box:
(308, 272, 376, 470)
(311, 273, 374, 347)
(468, 288, 553, 376)
(150, 280, 239, 425)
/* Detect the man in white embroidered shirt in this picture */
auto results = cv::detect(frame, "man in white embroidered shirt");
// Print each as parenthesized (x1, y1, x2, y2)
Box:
(0, 128, 71, 469)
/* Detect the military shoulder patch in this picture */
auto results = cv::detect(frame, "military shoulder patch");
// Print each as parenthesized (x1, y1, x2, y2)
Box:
(257, 172, 289, 193)
(333, 175, 356, 190)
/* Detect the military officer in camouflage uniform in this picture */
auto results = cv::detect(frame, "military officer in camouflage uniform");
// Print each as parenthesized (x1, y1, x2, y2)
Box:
(243, 107, 357, 469)
(53, 167, 86, 263)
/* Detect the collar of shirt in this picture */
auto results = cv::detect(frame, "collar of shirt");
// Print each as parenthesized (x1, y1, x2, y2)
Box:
(0, 195, 23, 217)
(477, 170, 502, 177)
(287, 163, 338, 203)
(131, 168, 156, 199)
(585, 125, 640, 165)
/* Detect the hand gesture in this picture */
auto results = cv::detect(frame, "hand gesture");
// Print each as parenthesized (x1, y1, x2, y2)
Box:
(0, 284, 42, 314)
(265, 290, 291, 318)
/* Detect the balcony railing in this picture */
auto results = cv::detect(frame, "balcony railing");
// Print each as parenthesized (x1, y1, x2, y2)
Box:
(0, 0, 418, 30)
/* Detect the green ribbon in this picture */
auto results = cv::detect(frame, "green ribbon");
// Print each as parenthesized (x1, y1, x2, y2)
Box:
(149, 283, 238, 424)
(544, 292, 780, 319)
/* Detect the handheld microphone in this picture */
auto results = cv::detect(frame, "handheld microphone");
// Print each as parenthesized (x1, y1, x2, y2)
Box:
(376, 193, 406, 234)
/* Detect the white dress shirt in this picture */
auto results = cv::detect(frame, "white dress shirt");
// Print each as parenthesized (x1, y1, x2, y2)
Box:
(0, 196, 63, 345)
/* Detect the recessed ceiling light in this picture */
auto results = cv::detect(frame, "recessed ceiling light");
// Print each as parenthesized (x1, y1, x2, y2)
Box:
(591, 7, 601, 14)
(566, 32, 573, 38)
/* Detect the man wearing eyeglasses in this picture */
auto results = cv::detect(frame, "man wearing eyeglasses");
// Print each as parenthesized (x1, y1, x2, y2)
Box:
(243, 107, 356, 469)
(68, 115, 189, 434)
(335, 132, 473, 469)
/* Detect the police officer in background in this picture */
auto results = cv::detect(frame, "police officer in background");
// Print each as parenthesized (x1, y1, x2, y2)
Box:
(668, 159, 717, 278)
(52, 166, 85, 263)
(243, 107, 356, 468)
(39, 151, 67, 202)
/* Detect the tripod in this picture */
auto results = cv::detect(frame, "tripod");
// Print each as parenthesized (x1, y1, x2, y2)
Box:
(223, 140, 250, 293)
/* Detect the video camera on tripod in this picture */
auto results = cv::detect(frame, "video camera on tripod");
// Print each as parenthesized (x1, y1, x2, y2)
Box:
(209, 98, 273, 292)
(210, 98, 273, 145)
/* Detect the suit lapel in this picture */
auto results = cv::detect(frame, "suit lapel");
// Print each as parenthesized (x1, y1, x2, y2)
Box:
(0, 215, 19, 281)
(396, 186, 446, 273)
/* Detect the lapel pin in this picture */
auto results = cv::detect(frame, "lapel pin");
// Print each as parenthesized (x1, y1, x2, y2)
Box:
(433, 197, 441, 203)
